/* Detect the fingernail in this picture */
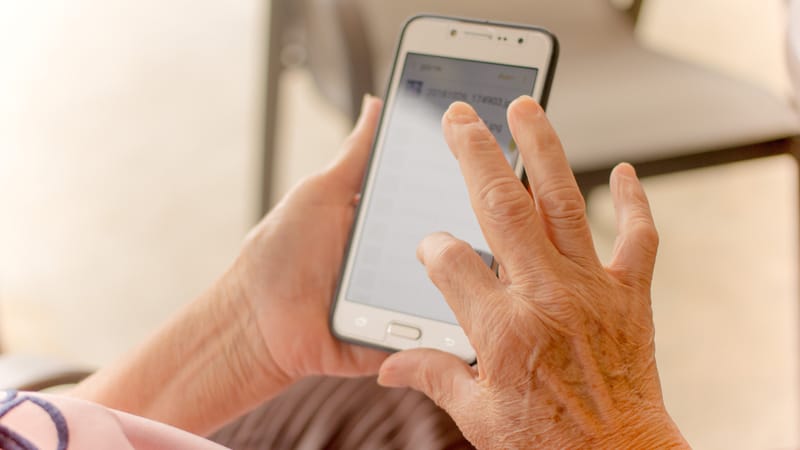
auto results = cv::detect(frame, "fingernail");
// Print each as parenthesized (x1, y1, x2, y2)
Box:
(416, 232, 453, 266)
(376, 370, 393, 387)
(623, 162, 637, 176)
(361, 93, 371, 110)
(615, 162, 638, 179)
(510, 95, 542, 119)
(511, 94, 533, 105)
(377, 362, 399, 387)
(377, 352, 409, 387)
(415, 243, 425, 265)
(355, 94, 372, 127)
(444, 102, 479, 124)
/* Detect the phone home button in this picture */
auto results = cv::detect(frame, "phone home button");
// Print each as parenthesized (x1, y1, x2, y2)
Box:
(386, 322, 422, 341)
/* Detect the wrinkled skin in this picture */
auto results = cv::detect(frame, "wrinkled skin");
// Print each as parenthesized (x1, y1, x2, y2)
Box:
(68, 97, 391, 435)
(377, 98, 689, 449)
(70, 94, 687, 445)
(229, 93, 687, 448)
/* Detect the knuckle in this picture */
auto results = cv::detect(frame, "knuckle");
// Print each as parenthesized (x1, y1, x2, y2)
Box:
(422, 368, 457, 410)
(416, 361, 446, 404)
(536, 181, 586, 225)
(477, 177, 533, 227)
(513, 279, 581, 321)
(631, 218, 659, 252)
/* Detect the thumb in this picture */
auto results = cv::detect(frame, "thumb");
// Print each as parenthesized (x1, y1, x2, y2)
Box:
(377, 348, 476, 414)
(328, 94, 382, 192)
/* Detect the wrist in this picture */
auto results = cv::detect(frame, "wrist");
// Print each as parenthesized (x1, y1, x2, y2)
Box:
(216, 267, 294, 401)
(598, 409, 689, 449)
(70, 268, 296, 435)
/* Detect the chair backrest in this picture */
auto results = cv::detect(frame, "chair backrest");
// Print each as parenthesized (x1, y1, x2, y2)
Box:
(361, 0, 637, 91)
(299, 0, 799, 173)
(301, 0, 638, 121)
(301, 0, 375, 120)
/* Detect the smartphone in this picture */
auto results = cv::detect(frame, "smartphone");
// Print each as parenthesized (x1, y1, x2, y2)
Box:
(330, 15, 558, 362)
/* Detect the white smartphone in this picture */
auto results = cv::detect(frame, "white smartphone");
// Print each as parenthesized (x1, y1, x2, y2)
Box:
(330, 15, 558, 362)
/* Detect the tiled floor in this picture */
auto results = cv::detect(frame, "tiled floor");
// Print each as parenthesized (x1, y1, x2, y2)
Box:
(1, 0, 798, 448)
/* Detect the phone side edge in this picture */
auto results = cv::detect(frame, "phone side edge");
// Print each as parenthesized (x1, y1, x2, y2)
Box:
(328, 14, 418, 354)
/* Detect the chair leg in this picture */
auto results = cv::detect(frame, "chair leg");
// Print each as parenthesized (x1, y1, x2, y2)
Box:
(336, 0, 375, 123)
(260, 0, 291, 216)
(789, 138, 800, 427)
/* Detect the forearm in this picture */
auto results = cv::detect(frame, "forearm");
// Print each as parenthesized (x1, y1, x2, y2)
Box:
(69, 270, 289, 435)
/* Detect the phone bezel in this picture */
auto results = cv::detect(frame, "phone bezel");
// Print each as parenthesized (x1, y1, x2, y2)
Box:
(330, 15, 559, 363)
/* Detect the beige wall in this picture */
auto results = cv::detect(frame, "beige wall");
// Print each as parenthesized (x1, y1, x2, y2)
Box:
(639, 0, 790, 97)
(0, 1, 266, 366)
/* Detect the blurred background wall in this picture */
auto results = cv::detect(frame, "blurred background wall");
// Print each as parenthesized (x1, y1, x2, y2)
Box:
(0, 1, 266, 365)
(0, 0, 797, 448)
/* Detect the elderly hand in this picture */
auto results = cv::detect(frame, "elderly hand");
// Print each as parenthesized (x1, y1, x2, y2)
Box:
(232, 96, 388, 383)
(377, 98, 688, 448)
(70, 97, 389, 435)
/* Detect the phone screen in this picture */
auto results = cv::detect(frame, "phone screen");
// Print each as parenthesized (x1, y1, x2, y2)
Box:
(346, 52, 538, 324)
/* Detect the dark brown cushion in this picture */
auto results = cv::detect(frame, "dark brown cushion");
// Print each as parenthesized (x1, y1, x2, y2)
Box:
(209, 376, 473, 450)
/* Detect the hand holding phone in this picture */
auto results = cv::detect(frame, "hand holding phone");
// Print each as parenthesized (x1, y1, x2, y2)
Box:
(375, 98, 689, 449)
(330, 15, 558, 361)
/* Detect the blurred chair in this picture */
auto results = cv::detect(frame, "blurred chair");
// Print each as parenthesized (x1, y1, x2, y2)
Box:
(261, 0, 799, 210)
(0, 354, 91, 391)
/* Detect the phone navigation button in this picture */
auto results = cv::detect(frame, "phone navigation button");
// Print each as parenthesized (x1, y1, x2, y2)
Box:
(387, 322, 422, 341)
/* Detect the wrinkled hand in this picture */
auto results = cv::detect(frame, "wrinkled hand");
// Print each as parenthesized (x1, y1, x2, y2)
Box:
(377, 98, 688, 448)
(231, 96, 388, 384)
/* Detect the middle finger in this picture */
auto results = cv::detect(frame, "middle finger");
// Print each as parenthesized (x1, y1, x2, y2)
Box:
(441, 102, 555, 277)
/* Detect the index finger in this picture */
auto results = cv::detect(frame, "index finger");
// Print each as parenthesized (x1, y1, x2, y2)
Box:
(441, 102, 554, 275)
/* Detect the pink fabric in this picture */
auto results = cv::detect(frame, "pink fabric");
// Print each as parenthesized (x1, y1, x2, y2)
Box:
(0, 391, 227, 450)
